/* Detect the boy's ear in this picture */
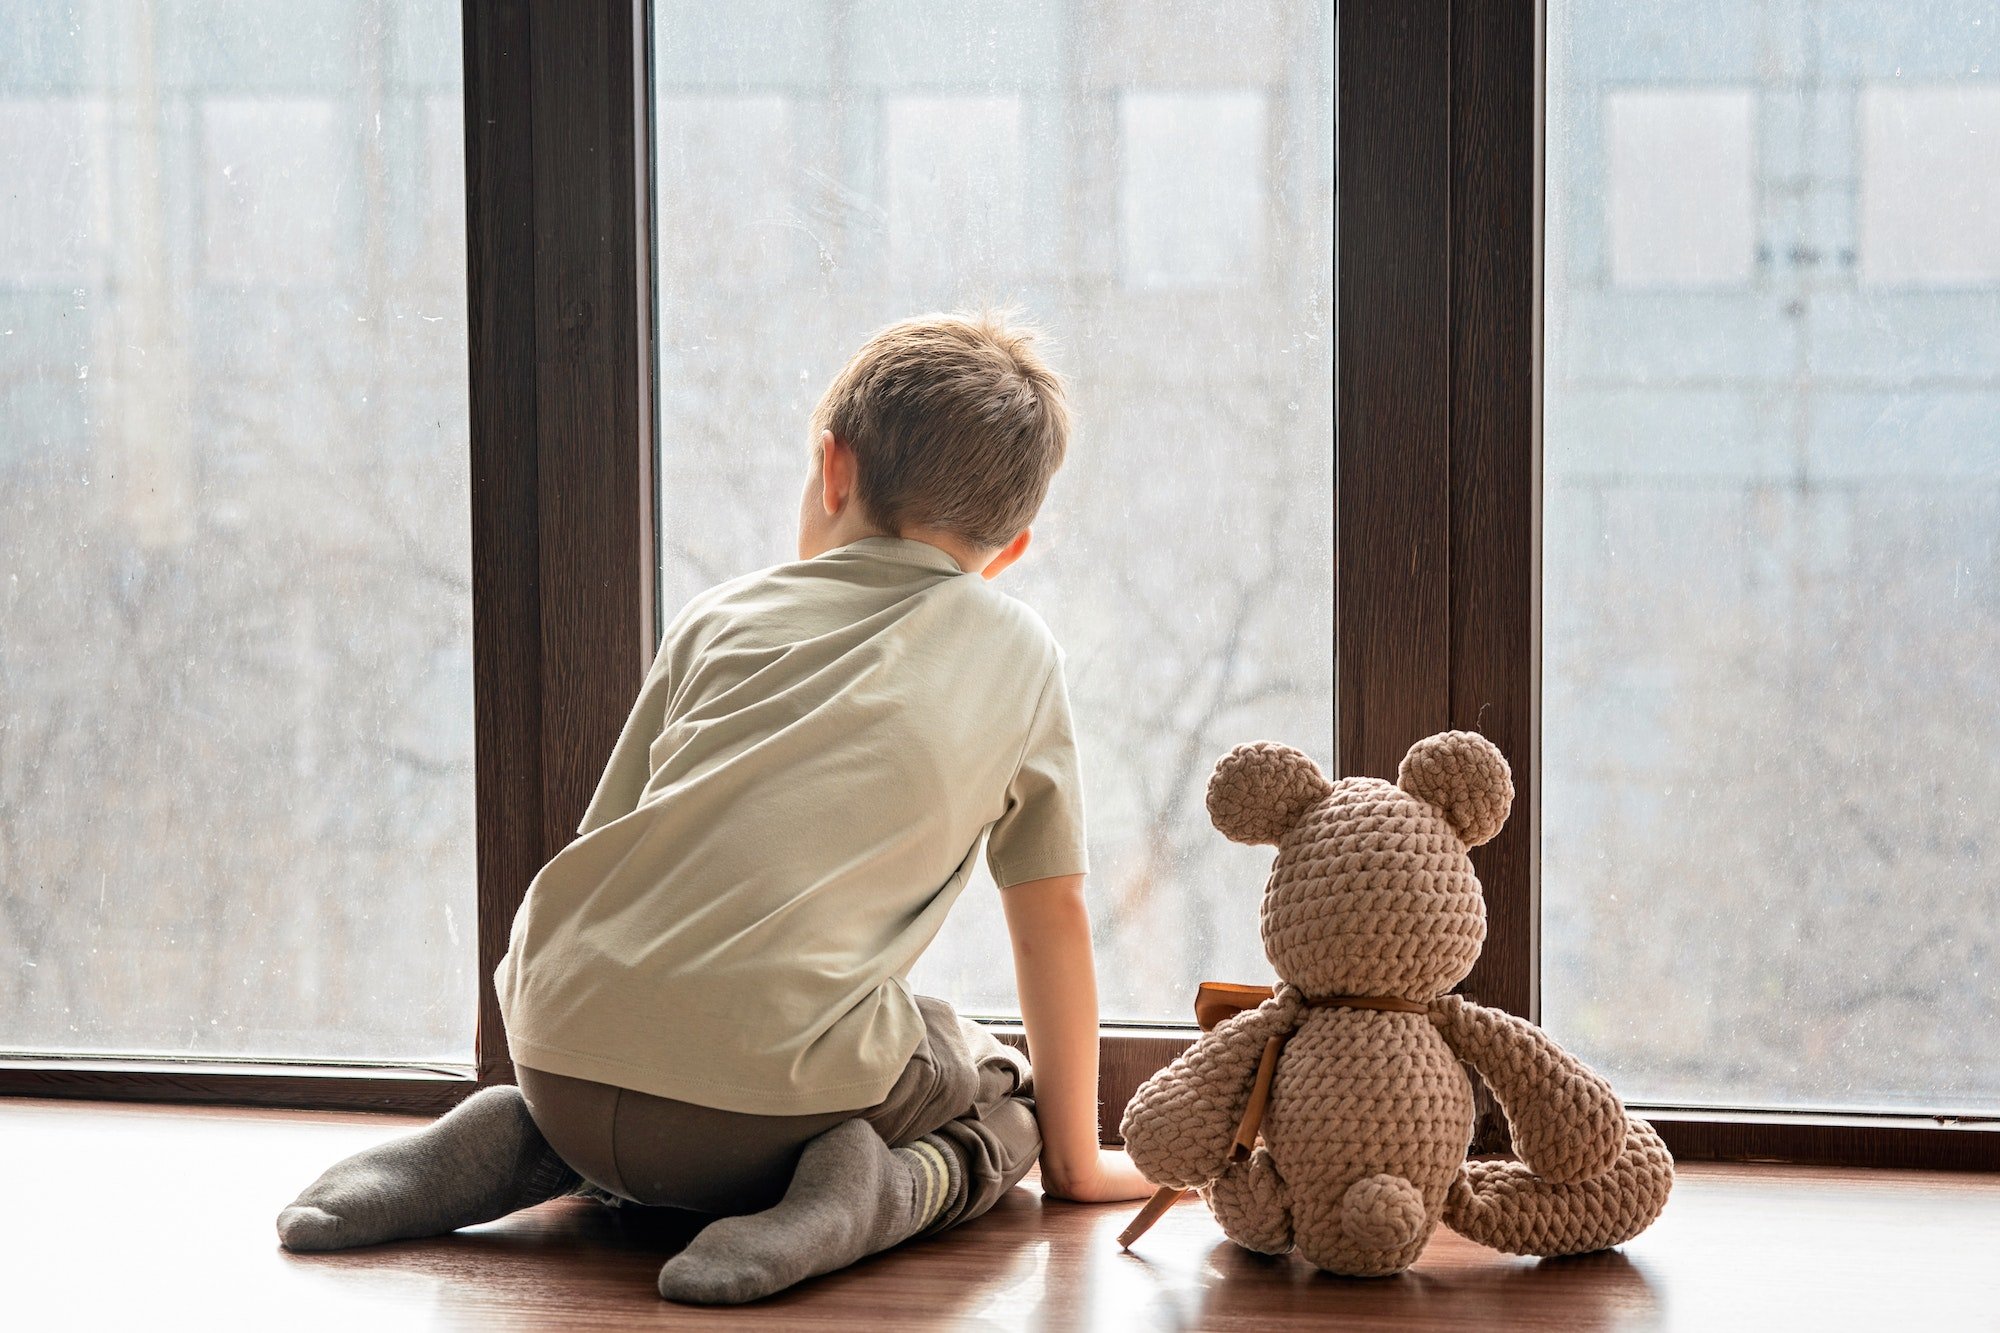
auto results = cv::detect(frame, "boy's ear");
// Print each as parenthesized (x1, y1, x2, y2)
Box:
(820, 430, 856, 515)
(980, 528, 1032, 580)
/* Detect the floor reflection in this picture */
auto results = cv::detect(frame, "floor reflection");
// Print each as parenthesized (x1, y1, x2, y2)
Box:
(303, 1187, 1668, 1330)
(986, 1200, 1663, 1332)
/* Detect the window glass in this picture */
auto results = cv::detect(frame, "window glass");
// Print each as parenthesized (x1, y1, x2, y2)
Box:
(1604, 88, 1755, 287)
(651, 0, 1334, 1021)
(0, 1, 476, 1064)
(1120, 91, 1269, 290)
(1859, 84, 2000, 285)
(1544, 0, 2000, 1112)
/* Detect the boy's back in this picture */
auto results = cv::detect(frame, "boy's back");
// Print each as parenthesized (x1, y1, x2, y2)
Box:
(496, 534, 1086, 1116)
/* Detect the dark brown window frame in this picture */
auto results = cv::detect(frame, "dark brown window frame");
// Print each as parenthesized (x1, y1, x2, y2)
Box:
(6, 0, 1995, 1174)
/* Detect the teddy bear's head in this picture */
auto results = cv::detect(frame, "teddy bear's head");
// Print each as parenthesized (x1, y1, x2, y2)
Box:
(1205, 731, 1513, 1001)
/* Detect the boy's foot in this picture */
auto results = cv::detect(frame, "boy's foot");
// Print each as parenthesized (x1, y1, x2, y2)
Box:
(656, 1118, 964, 1304)
(276, 1085, 580, 1251)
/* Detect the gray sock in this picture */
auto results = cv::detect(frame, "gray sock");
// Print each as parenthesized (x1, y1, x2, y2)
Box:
(655, 1118, 966, 1305)
(276, 1085, 581, 1251)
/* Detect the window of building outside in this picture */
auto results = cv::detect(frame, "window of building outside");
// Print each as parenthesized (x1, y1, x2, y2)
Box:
(0, 2, 477, 1064)
(650, 0, 1335, 1022)
(1544, 1, 2000, 1114)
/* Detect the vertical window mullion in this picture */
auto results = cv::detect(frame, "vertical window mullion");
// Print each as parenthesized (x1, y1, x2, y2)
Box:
(468, 0, 657, 1090)
(1335, 0, 1454, 789)
(1446, 0, 1540, 1024)
(465, 0, 544, 1088)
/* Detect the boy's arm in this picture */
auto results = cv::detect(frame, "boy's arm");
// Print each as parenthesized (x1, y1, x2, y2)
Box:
(999, 873, 1156, 1204)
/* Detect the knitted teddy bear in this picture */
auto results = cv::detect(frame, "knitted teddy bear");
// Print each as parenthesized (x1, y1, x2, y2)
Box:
(1119, 731, 1674, 1277)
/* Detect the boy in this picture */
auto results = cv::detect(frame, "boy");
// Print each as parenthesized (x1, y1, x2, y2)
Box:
(276, 312, 1153, 1303)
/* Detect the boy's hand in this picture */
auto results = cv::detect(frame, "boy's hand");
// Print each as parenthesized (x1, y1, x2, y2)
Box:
(999, 875, 1157, 1206)
(1039, 1147, 1156, 1204)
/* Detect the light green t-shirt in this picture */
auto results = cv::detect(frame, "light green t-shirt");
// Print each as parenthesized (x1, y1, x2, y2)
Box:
(495, 536, 1088, 1115)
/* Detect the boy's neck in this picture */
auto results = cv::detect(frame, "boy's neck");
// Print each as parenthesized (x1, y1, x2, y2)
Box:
(883, 526, 988, 573)
(814, 520, 991, 575)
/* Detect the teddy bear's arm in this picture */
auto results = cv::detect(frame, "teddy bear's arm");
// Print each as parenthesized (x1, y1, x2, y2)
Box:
(1119, 993, 1302, 1191)
(1428, 994, 1627, 1185)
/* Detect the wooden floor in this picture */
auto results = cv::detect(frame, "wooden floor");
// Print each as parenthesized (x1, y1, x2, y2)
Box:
(7, 1098, 1997, 1331)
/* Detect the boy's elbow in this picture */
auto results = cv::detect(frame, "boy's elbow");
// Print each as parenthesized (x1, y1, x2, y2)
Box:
(1038, 1161, 1083, 1200)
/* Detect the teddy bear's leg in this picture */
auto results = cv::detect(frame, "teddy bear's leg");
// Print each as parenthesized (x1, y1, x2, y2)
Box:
(1443, 1117, 1674, 1258)
(1287, 1173, 1433, 1277)
(1200, 1147, 1293, 1255)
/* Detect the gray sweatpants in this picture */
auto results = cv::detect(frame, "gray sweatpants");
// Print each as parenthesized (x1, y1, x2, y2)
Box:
(517, 995, 1040, 1230)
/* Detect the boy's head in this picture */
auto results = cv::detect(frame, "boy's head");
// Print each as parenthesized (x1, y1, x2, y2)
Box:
(798, 311, 1070, 577)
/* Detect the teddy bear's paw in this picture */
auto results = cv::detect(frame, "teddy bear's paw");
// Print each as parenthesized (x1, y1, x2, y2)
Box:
(1203, 1149, 1293, 1255)
(1341, 1173, 1429, 1253)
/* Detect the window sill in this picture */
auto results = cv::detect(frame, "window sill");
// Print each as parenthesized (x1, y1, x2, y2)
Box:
(14, 1035, 1997, 1170)
(0, 1056, 477, 1115)
(991, 1024, 2000, 1172)
(1636, 1105, 2000, 1171)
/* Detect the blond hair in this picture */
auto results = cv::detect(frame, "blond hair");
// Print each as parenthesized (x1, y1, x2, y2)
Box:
(810, 311, 1071, 550)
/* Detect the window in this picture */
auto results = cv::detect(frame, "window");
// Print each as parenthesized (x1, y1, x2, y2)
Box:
(199, 98, 347, 287)
(1602, 88, 1756, 288)
(1, 1, 476, 1065)
(0, 97, 109, 286)
(7, 0, 1978, 1165)
(884, 96, 1027, 283)
(650, 0, 1335, 1021)
(1860, 84, 2000, 286)
(1544, 0, 2000, 1115)
(1120, 91, 1269, 290)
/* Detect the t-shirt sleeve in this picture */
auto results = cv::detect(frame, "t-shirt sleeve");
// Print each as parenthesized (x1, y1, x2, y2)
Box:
(985, 659, 1090, 889)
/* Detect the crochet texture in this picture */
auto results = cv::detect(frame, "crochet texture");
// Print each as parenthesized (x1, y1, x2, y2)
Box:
(1120, 730, 1674, 1277)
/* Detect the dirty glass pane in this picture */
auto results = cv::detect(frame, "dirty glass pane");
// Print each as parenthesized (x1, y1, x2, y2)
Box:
(1543, 0, 2000, 1113)
(0, 2, 476, 1063)
(650, 1, 1335, 1020)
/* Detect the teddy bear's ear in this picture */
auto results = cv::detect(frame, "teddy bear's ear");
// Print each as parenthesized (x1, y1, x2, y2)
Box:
(1397, 730, 1514, 847)
(1206, 742, 1333, 846)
